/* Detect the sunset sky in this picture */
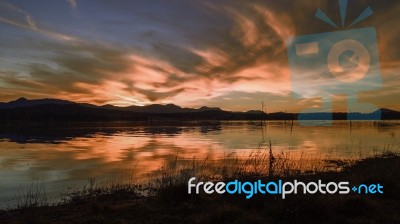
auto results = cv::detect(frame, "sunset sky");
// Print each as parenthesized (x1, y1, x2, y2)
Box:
(0, 0, 399, 112)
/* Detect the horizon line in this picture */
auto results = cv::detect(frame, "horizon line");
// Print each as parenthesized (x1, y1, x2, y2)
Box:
(0, 97, 396, 114)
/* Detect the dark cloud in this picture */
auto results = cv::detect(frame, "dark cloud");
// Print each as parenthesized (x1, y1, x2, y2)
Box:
(0, 0, 399, 110)
(151, 42, 204, 74)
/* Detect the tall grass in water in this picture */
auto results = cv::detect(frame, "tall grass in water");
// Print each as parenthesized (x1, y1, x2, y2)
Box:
(144, 141, 353, 194)
(14, 182, 47, 209)
(7, 133, 399, 210)
(63, 176, 144, 204)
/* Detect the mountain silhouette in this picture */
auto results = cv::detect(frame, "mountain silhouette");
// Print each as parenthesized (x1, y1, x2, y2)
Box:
(0, 97, 76, 109)
(0, 97, 222, 113)
(0, 97, 399, 124)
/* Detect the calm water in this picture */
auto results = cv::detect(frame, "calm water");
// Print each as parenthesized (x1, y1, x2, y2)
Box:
(0, 121, 399, 208)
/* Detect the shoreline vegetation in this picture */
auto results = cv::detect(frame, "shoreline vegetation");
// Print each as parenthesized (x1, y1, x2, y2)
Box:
(1, 120, 399, 131)
(1, 149, 399, 224)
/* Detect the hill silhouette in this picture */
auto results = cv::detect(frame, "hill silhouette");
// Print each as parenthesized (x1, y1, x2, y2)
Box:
(0, 97, 399, 124)
(0, 97, 223, 114)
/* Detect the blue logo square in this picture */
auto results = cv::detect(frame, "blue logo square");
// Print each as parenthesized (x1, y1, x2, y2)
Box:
(287, 27, 382, 125)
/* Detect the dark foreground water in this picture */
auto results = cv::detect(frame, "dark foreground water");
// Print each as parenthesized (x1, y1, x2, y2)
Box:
(0, 121, 399, 208)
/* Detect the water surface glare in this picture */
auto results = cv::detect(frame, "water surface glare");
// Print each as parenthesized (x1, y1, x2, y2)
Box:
(0, 121, 399, 208)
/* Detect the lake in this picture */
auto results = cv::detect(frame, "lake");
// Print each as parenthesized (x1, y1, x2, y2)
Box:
(0, 120, 399, 208)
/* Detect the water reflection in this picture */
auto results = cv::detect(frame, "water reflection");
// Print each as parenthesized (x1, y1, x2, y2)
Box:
(0, 121, 399, 208)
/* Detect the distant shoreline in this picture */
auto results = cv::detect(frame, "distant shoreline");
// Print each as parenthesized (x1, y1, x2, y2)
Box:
(0, 119, 399, 130)
(1, 98, 400, 123)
